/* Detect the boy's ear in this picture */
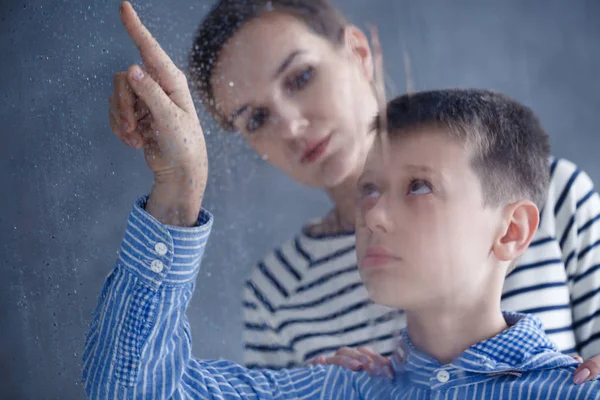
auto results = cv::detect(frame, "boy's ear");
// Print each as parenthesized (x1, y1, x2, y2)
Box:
(343, 25, 373, 82)
(492, 200, 540, 263)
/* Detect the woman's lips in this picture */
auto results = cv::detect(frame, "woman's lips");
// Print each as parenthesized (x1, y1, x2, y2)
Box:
(301, 134, 331, 164)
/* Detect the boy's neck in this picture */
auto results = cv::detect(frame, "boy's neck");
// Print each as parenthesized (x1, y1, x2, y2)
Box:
(405, 286, 508, 365)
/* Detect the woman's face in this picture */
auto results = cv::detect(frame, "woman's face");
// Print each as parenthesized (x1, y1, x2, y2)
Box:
(211, 12, 378, 189)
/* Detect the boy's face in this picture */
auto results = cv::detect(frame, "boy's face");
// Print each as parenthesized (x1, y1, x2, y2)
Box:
(355, 128, 505, 309)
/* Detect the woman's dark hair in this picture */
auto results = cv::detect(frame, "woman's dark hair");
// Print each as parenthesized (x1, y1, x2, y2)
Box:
(188, 0, 347, 130)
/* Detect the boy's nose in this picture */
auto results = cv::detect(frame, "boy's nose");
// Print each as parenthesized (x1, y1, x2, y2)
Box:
(364, 196, 393, 234)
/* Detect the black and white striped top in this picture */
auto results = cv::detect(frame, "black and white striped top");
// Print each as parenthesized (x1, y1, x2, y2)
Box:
(243, 158, 600, 369)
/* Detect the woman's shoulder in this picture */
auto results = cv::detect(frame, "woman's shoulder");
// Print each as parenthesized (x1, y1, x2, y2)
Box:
(547, 157, 596, 205)
(246, 222, 357, 286)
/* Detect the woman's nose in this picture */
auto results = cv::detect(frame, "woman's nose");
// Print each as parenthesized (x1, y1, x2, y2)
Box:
(279, 114, 308, 139)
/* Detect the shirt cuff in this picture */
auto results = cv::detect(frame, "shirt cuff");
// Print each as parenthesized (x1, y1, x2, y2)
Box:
(116, 195, 214, 288)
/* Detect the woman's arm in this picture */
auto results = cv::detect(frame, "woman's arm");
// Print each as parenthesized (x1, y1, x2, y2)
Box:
(550, 159, 600, 357)
(548, 159, 600, 383)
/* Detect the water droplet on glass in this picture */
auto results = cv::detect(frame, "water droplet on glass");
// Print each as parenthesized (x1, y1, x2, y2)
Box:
(228, 81, 234, 87)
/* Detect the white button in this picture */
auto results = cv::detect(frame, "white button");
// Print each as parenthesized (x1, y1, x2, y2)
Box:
(154, 242, 168, 256)
(436, 370, 450, 383)
(150, 260, 164, 273)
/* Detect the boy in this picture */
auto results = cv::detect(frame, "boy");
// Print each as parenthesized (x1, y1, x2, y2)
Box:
(83, 85, 600, 397)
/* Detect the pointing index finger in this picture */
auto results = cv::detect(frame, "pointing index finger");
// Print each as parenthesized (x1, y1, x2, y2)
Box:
(120, 2, 178, 85)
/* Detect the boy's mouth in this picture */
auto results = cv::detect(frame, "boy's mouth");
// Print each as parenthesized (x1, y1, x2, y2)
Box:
(361, 246, 401, 268)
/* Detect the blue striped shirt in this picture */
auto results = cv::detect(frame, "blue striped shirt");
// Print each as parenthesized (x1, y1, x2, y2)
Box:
(83, 196, 600, 399)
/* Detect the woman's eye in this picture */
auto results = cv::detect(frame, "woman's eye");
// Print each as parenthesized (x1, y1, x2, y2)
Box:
(246, 108, 269, 132)
(289, 67, 313, 91)
(408, 179, 432, 195)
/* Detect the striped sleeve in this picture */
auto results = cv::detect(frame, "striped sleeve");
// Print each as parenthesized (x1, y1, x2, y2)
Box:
(242, 281, 294, 369)
(551, 159, 600, 359)
(242, 242, 310, 369)
(81, 196, 350, 400)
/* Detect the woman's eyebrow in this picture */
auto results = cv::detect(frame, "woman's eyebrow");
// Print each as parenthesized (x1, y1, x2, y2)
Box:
(273, 49, 305, 79)
(227, 50, 305, 124)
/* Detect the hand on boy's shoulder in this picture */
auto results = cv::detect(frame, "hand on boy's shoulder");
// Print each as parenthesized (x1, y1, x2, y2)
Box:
(574, 355, 600, 385)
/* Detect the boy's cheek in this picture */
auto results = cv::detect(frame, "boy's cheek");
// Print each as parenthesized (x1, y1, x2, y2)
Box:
(354, 230, 368, 260)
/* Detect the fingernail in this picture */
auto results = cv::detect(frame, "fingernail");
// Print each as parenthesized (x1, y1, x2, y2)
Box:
(574, 368, 590, 384)
(132, 67, 144, 81)
(359, 355, 370, 365)
(122, 121, 129, 133)
(347, 360, 362, 370)
(131, 138, 139, 147)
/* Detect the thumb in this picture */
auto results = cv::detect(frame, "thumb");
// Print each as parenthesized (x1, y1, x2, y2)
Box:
(126, 64, 176, 122)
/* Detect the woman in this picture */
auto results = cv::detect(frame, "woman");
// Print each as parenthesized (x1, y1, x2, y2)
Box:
(111, 0, 600, 383)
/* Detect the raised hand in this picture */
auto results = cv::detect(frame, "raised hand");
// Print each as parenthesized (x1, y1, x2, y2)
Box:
(110, 1, 207, 225)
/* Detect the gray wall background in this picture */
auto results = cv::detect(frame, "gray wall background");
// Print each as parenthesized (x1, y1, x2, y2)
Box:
(1, 0, 599, 398)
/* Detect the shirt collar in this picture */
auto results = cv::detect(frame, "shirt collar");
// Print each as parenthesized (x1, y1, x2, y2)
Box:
(391, 312, 577, 382)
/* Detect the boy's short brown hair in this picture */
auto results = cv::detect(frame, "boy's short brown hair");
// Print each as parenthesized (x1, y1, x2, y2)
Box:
(376, 89, 551, 211)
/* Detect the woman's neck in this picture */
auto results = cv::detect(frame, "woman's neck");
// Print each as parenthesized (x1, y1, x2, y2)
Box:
(306, 172, 360, 236)
(324, 174, 361, 231)
(322, 131, 376, 232)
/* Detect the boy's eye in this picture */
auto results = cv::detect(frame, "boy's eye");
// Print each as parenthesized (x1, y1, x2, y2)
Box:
(287, 66, 313, 91)
(408, 179, 432, 195)
(358, 182, 380, 199)
(246, 108, 269, 133)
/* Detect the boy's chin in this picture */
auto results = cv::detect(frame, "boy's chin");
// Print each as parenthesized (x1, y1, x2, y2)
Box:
(364, 281, 404, 309)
